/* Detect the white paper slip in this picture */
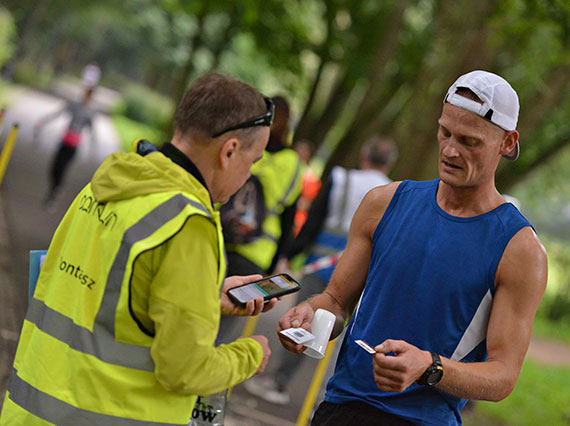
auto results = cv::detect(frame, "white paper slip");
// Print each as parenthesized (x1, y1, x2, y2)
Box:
(355, 339, 376, 354)
(280, 327, 316, 344)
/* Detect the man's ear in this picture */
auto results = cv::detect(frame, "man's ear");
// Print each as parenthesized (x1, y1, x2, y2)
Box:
(500, 130, 519, 157)
(218, 137, 240, 170)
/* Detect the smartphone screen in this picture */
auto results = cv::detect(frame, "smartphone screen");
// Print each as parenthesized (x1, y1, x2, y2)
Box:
(228, 274, 300, 305)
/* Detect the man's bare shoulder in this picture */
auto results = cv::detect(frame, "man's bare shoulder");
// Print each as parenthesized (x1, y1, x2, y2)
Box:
(363, 181, 402, 213)
(497, 226, 548, 292)
(506, 227, 547, 267)
(353, 181, 402, 237)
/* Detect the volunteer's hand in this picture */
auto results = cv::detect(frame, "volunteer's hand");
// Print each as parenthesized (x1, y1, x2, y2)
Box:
(373, 339, 433, 393)
(248, 335, 271, 375)
(277, 303, 315, 354)
(220, 275, 278, 316)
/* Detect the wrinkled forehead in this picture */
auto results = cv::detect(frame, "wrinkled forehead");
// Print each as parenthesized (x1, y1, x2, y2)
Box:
(440, 103, 504, 138)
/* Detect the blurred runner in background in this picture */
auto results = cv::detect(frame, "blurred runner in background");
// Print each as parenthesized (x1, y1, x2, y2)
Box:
(34, 86, 98, 208)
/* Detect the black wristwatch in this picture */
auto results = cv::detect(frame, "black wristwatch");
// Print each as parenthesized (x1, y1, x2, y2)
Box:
(416, 352, 443, 386)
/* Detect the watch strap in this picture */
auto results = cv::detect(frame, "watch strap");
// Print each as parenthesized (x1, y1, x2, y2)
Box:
(431, 352, 442, 368)
(416, 352, 443, 386)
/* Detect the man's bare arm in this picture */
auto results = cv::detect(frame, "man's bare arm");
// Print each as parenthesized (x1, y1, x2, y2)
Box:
(278, 182, 400, 353)
(437, 227, 547, 400)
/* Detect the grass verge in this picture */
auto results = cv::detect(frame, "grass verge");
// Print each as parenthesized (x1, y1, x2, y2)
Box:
(471, 360, 570, 426)
(464, 313, 570, 426)
(532, 315, 570, 344)
(0, 81, 24, 108)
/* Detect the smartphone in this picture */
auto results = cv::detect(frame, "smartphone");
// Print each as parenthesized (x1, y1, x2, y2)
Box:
(227, 273, 301, 307)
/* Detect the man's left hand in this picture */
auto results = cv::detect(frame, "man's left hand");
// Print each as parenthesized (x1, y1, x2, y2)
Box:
(373, 339, 433, 393)
(221, 274, 278, 316)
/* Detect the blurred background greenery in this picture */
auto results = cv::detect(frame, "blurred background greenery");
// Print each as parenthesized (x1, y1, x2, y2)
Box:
(1, 1, 569, 424)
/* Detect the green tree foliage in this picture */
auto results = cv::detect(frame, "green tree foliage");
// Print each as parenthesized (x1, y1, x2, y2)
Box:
(3, 0, 570, 191)
(293, 0, 570, 192)
(0, 7, 15, 68)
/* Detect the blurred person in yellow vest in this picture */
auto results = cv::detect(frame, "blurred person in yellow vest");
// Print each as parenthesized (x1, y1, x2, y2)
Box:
(223, 95, 303, 277)
(245, 136, 397, 405)
(0, 71, 277, 426)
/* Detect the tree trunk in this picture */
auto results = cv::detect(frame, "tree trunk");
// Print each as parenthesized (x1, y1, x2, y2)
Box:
(517, 62, 570, 137)
(293, 58, 328, 142)
(348, 0, 412, 126)
(17, 0, 53, 60)
(144, 63, 164, 91)
(304, 72, 358, 150)
(170, 13, 206, 106)
(323, 0, 411, 169)
(294, 4, 336, 142)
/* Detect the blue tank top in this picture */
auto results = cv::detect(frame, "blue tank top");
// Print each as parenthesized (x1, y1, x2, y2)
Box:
(324, 179, 532, 425)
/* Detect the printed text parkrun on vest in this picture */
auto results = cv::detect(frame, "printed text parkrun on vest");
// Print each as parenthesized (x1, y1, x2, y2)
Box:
(78, 194, 118, 229)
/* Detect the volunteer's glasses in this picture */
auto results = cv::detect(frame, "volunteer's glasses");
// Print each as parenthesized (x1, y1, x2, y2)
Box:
(212, 97, 275, 137)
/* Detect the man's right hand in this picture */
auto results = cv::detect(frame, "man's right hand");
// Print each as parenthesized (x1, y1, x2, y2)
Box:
(248, 335, 271, 375)
(277, 303, 315, 354)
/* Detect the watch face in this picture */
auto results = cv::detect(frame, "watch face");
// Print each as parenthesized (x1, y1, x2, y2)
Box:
(417, 352, 443, 387)
(427, 371, 442, 386)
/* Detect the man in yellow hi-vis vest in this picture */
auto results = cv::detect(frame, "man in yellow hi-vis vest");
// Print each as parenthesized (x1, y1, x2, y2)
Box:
(217, 96, 303, 344)
(1, 72, 276, 425)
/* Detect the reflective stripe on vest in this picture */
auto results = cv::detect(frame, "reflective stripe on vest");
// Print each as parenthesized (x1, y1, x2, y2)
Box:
(260, 157, 301, 244)
(8, 369, 175, 426)
(7, 193, 211, 425)
(260, 231, 279, 243)
(267, 158, 302, 217)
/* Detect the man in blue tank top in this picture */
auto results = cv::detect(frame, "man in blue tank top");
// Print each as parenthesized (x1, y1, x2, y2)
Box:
(277, 70, 548, 425)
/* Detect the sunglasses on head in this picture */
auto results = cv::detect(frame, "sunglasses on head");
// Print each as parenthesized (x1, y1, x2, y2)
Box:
(212, 96, 275, 138)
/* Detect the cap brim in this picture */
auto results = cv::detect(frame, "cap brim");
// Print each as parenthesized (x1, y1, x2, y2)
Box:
(502, 141, 520, 161)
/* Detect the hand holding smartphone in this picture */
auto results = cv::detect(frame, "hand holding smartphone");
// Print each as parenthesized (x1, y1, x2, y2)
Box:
(227, 273, 301, 307)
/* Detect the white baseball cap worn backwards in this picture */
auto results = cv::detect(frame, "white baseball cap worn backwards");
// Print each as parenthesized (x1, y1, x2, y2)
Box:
(444, 70, 520, 161)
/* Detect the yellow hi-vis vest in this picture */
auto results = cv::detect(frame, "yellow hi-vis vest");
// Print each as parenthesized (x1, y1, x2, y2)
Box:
(229, 148, 302, 271)
(1, 184, 226, 425)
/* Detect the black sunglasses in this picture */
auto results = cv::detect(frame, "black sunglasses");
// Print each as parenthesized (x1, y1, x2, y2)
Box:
(212, 97, 275, 138)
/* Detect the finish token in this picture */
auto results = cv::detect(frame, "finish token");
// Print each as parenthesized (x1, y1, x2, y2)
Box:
(355, 339, 376, 354)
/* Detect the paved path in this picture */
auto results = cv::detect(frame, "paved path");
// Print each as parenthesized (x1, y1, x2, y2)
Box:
(527, 337, 570, 367)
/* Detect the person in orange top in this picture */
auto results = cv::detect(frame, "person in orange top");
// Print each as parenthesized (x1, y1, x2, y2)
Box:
(292, 139, 321, 235)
